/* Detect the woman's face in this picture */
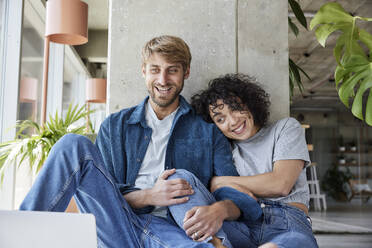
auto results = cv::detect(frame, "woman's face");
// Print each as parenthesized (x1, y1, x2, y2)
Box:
(209, 99, 259, 141)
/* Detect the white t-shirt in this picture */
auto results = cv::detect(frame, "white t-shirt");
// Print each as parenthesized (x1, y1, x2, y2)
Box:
(134, 101, 178, 217)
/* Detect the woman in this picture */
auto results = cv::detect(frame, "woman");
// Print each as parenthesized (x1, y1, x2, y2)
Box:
(189, 73, 318, 248)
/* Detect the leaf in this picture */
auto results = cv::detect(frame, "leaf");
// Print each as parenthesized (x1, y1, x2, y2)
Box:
(315, 23, 350, 47)
(288, 17, 299, 36)
(0, 103, 93, 183)
(310, 2, 353, 30)
(335, 54, 372, 123)
(366, 90, 372, 125)
(351, 75, 372, 120)
(359, 29, 372, 59)
(338, 68, 369, 107)
(334, 34, 346, 65)
(288, 0, 307, 30)
(289, 58, 308, 96)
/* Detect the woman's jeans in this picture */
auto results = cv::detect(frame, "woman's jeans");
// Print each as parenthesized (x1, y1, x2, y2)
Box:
(168, 167, 319, 248)
(20, 134, 215, 248)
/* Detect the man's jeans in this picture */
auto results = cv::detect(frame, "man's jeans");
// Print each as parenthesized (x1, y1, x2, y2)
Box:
(168, 170, 319, 248)
(20, 134, 318, 248)
(20, 134, 214, 248)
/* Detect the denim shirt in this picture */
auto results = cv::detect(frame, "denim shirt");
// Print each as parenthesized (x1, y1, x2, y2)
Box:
(95, 96, 238, 213)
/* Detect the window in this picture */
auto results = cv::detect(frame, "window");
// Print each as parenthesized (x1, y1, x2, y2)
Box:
(0, 0, 92, 209)
(18, 15, 44, 124)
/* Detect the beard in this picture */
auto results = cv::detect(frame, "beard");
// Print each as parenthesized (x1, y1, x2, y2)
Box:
(148, 81, 184, 108)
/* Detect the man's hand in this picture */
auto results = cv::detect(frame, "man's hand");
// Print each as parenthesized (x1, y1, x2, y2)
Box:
(149, 169, 194, 206)
(183, 203, 225, 242)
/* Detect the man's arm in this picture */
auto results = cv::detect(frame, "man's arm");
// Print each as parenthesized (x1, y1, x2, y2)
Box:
(181, 126, 242, 241)
(211, 159, 304, 198)
(124, 169, 194, 209)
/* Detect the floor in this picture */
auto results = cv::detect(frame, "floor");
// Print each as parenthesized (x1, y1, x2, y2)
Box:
(310, 201, 372, 248)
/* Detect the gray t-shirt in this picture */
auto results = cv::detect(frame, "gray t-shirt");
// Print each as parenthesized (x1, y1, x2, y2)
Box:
(232, 117, 310, 207)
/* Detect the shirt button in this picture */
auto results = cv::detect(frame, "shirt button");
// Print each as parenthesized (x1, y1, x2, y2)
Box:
(260, 203, 265, 208)
(137, 158, 141, 162)
(144, 136, 148, 140)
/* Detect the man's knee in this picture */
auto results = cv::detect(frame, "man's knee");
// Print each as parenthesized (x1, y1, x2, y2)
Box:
(259, 242, 278, 248)
(168, 169, 198, 186)
(56, 133, 93, 150)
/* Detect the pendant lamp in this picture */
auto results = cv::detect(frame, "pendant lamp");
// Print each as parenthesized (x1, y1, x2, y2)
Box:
(19, 77, 38, 103)
(86, 78, 107, 103)
(20, 77, 38, 122)
(41, 0, 88, 125)
(85, 78, 107, 131)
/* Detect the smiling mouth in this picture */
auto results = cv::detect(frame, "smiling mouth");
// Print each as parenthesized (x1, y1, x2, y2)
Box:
(155, 86, 172, 94)
(232, 121, 246, 134)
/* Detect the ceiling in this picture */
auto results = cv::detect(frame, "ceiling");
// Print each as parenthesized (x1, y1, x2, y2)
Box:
(82, 0, 109, 30)
(289, 0, 372, 111)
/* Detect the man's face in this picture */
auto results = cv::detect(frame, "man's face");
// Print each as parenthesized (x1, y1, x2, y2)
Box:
(142, 53, 190, 109)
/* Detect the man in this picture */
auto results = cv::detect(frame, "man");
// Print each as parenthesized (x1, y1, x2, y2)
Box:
(20, 35, 242, 248)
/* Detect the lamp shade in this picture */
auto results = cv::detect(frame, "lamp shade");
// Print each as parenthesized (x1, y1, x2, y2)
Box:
(86, 78, 107, 103)
(45, 0, 88, 45)
(20, 77, 38, 103)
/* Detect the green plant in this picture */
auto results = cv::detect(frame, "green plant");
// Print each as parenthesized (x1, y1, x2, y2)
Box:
(288, 0, 311, 97)
(0, 104, 92, 183)
(321, 165, 352, 201)
(310, 2, 372, 126)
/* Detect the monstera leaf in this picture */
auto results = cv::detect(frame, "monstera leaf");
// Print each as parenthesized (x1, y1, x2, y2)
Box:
(310, 2, 372, 125)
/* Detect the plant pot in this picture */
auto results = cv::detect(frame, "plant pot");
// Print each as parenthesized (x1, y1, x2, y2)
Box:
(333, 192, 348, 202)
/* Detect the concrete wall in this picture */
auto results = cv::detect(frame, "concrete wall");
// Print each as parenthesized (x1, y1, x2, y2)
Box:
(108, 0, 289, 121)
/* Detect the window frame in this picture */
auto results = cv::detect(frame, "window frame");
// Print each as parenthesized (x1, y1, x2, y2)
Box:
(0, 0, 24, 210)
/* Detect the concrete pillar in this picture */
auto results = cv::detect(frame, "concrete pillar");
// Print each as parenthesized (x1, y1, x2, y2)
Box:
(108, 0, 289, 122)
(238, 0, 289, 121)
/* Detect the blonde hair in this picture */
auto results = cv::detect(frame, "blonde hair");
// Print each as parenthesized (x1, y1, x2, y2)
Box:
(142, 35, 192, 71)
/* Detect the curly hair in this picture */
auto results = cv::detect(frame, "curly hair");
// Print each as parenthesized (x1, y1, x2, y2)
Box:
(191, 73, 271, 128)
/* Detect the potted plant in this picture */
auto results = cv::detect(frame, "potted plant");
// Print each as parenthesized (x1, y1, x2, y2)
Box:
(348, 141, 357, 152)
(337, 155, 346, 165)
(321, 165, 352, 201)
(0, 104, 93, 184)
(338, 136, 346, 152)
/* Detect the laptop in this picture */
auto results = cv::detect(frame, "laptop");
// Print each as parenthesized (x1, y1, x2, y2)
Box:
(0, 210, 97, 248)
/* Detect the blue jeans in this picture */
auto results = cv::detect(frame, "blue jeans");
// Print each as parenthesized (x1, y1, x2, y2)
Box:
(168, 170, 234, 248)
(168, 170, 319, 248)
(20, 134, 214, 248)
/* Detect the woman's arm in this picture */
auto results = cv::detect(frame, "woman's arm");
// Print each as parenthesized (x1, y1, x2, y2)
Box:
(211, 159, 304, 198)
